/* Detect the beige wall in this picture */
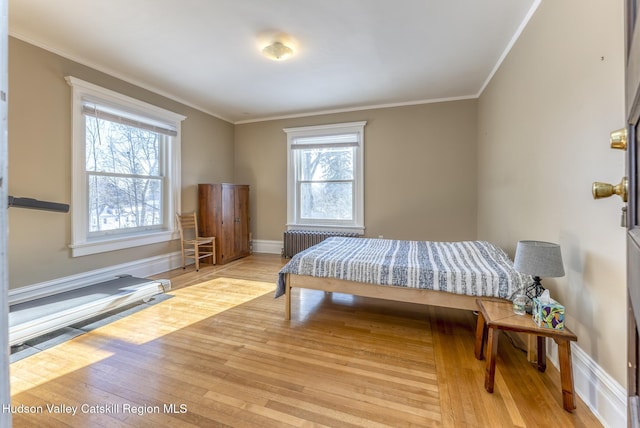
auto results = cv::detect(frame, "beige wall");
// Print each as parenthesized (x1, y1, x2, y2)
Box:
(478, 1, 626, 385)
(8, 37, 235, 289)
(235, 100, 478, 243)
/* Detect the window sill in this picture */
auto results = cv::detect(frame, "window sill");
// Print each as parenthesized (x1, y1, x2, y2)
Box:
(70, 230, 178, 257)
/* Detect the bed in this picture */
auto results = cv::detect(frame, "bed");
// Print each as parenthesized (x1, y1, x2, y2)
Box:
(276, 237, 532, 320)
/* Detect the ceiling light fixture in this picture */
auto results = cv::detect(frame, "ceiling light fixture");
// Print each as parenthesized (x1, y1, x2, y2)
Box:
(261, 41, 294, 61)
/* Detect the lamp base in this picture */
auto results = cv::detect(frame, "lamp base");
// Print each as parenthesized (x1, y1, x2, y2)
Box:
(524, 276, 544, 314)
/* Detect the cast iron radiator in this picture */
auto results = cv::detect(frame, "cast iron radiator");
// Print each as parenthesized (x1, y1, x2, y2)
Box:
(283, 230, 360, 258)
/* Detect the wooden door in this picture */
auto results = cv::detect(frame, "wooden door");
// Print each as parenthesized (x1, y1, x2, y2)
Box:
(0, 0, 10, 425)
(626, 1, 640, 425)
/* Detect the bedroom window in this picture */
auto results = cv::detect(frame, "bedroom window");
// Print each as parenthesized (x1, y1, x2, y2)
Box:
(66, 76, 185, 257)
(284, 121, 366, 234)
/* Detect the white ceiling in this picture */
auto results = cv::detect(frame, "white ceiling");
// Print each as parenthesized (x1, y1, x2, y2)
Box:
(8, 0, 539, 124)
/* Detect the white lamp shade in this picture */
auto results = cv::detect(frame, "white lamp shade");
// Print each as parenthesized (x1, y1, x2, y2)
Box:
(513, 240, 565, 278)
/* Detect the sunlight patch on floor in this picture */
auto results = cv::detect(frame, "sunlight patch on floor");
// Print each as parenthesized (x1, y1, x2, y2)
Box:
(10, 277, 275, 395)
(10, 340, 115, 395)
(93, 277, 276, 344)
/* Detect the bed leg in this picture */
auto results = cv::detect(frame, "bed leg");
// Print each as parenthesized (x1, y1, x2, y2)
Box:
(285, 274, 291, 320)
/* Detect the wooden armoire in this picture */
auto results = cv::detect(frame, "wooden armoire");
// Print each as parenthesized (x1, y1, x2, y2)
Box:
(197, 183, 251, 265)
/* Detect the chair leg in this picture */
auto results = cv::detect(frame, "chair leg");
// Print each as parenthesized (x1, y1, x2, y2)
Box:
(181, 245, 186, 269)
(194, 245, 200, 272)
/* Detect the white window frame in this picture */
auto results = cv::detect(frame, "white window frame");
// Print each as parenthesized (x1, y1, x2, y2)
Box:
(66, 76, 185, 257)
(284, 121, 366, 234)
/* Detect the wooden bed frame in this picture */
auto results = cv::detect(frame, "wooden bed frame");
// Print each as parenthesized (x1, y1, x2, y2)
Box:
(282, 273, 507, 320)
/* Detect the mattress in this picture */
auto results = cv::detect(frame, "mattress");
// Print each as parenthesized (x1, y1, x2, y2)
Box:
(276, 237, 531, 300)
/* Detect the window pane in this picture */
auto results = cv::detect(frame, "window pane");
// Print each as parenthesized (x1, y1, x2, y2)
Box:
(300, 182, 353, 220)
(86, 116, 160, 176)
(299, 147, 353, 181)
(88, 174, 163, 232)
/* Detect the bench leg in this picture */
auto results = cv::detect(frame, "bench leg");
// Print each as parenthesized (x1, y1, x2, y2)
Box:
(484, 327, 500, 393)
(474, 311, 487, 360)
(537, 335, 547, 372)
(555, 338, 576, 412)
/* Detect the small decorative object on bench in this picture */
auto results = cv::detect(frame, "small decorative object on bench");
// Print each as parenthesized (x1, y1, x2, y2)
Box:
(532, 290, 565, 330)
(512, 293, 526, 315)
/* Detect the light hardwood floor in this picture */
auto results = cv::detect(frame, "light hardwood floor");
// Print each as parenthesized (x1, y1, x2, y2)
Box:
(10, 254, 603, 427)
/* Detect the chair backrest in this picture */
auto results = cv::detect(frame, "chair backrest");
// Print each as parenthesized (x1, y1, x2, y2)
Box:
(176, 213, 199, 241)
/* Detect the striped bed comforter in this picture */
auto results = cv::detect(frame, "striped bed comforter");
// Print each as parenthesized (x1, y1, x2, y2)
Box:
(276, 237, 531, 300)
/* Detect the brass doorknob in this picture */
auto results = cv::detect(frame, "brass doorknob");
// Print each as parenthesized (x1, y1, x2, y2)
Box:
(592, 177, 628, 202)
(610, 128, 627, 150)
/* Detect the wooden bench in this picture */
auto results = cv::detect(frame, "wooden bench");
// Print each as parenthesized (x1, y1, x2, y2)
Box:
(474, 298, 578, 412)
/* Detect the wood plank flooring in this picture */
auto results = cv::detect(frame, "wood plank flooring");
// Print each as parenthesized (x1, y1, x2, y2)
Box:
(9, 254, 603, 427)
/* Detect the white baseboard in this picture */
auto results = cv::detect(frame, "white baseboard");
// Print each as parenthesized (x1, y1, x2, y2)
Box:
(9, 251, 184, 305)
(252, 239, 283, 255)
(547, 339, 626, 428)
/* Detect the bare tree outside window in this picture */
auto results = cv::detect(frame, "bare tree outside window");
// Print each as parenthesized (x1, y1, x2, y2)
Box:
(85, 115, 164, 233)
(298, 146, 354, 221)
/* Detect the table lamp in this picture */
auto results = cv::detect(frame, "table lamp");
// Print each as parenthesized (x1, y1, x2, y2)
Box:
(513, 240, 565, 307)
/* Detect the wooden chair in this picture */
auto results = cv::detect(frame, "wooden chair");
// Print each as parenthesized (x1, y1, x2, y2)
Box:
(176, 212, 215, 271)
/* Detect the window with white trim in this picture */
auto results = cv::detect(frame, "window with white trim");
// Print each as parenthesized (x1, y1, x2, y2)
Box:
(66, 76, 185, 257)
(285, 121, 366, 234)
